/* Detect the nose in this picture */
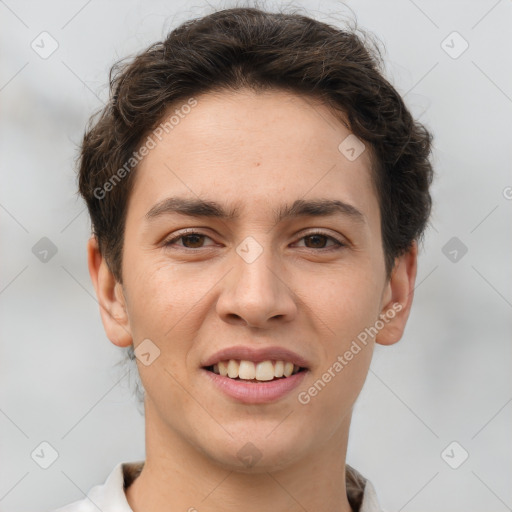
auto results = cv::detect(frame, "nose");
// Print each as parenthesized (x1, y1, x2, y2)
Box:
(216, 245, 298, 328)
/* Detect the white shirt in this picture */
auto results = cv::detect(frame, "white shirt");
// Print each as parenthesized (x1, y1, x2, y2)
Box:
(51, 461, 383, 512)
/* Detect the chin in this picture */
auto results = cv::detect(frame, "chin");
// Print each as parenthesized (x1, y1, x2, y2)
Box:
(202, 430, 309, 474)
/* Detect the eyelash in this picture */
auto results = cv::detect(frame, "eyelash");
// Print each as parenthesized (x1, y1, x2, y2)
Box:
(163, 229, 346, 251)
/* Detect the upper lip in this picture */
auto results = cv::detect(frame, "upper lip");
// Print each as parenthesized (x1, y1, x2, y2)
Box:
(201, 345, 310, 369)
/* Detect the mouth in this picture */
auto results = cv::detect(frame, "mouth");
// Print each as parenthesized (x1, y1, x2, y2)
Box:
(200, 345, 310, 403)
(203, 359, 307, 383)
(201, 360, 308, 404)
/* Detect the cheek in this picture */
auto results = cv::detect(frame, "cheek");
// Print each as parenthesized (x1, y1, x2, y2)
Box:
(124, 256, 212, 337)
(298, 264, 383, 342)
(295, 274, 377, 425)
(295, 326, 374, 447)
(124, 261, 208, 404)
(297, 266, 381, 415)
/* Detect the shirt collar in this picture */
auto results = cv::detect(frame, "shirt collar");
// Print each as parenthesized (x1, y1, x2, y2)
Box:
(82, 460, 383, 512)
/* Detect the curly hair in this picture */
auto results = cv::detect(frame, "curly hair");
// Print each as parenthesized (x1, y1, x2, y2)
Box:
(78, 6, 433, 283)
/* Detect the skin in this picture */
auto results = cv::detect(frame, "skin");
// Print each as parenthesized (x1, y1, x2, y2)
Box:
(88, 88, 417, 512)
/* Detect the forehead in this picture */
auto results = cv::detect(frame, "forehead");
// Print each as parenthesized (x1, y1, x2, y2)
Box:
(128, 88, 378, 225)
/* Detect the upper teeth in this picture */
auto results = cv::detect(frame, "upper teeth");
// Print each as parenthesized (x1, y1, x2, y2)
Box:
(212, 360, 300, 381)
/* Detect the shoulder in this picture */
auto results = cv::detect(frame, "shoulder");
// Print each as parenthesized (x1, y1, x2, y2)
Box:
(49, 461, 144, 512)
(50, 500, 96, 512)
(346, 464, 384, 512)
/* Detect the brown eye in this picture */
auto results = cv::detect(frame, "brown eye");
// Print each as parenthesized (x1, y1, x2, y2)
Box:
(296, 231, 345, 250)
(164, 231, 214, 249)
(303, 234, 329, 248)
(180, 234, 206, 248)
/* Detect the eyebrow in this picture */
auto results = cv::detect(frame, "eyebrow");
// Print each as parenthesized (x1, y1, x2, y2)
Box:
(145, 197, 366, 224)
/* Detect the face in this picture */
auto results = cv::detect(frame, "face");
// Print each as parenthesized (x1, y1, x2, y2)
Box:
(89, 88, 416, 473)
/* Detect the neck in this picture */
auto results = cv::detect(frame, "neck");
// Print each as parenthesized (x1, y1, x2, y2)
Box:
(126, 401, 354, 512)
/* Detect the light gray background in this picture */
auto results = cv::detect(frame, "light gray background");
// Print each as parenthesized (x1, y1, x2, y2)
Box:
(1, 1, 511, 511)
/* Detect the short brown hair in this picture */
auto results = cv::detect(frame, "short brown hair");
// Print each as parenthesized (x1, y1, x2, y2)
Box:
(78, 6, 433, 282)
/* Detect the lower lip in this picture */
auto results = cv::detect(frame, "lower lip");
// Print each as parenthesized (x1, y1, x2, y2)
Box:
(202, 368, 308, 404)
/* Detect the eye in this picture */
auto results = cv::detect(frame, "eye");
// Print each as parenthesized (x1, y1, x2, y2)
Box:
(163, 230, 215, 249)
(294, 231, 345, 250)
(163, 230, 346, 251)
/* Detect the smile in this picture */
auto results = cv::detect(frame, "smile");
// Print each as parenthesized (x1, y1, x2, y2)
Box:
(205, 359, 305, 382)
(202, 360, 308, 404)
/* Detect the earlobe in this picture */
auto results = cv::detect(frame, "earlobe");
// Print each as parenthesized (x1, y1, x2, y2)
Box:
(87, 236, 133, 347)
(375, 241, 418, 346)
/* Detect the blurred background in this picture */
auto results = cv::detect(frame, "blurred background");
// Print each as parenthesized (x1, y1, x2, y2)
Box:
(1, 1, 511, 511)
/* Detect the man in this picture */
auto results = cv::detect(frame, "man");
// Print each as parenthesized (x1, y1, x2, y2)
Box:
(54, 6, 433, 511)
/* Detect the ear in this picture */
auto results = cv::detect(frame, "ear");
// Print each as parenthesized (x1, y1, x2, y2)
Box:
(375, 241, 418, 346)
(87, 236, 133, 347)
